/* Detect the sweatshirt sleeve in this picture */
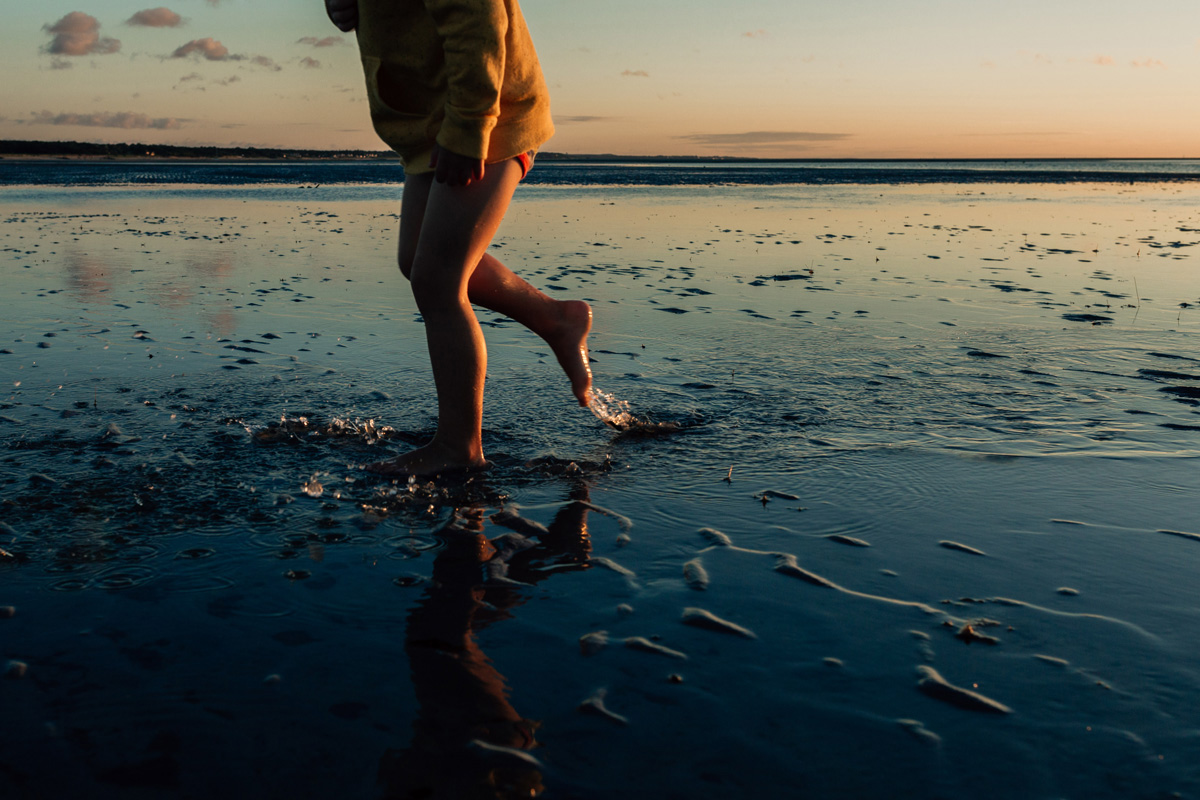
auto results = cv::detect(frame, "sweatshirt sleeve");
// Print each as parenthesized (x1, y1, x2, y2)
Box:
(423, 0, 508, 160)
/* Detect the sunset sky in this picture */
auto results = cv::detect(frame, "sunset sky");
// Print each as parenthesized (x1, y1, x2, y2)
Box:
(2, 0, 1198, 158)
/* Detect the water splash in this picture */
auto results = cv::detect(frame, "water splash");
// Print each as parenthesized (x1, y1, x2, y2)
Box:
(586, 388, 684, 435)
(251, 415, 395, 445)
(586, 388, 641, 430)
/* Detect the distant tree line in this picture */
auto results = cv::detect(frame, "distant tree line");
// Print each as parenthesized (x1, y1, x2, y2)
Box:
(0, 139, 399, 160)
(0, 139, 794, 163)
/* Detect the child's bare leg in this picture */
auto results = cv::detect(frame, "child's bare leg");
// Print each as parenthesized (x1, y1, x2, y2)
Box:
(396, 176, 593, 407)
(469, 253, 593, 407)
(369, 162, 523, 476)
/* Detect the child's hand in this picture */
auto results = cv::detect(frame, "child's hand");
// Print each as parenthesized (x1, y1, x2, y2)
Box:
(430, 144, 485, 187)
(325, 0, 358, 32)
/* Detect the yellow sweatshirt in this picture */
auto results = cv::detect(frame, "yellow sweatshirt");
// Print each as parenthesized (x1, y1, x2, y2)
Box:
(355, 0, 555, 172)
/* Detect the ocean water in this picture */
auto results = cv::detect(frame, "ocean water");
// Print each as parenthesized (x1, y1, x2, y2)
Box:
(2, 157, 1200, 191)
(2, 168, 1200, 798)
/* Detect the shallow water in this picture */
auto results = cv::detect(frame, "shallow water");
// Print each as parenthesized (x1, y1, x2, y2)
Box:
(2, 180, 1200, 798)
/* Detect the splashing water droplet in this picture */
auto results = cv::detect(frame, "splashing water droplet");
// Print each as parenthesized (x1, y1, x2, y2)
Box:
(586, 388, 641, 430)
(302, 475, 324, 498)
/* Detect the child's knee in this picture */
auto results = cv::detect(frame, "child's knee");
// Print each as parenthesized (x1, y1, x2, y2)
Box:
(408, 265, 459, 311)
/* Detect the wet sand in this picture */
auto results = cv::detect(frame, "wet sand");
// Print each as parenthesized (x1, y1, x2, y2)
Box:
(2, 181, 1200, 798)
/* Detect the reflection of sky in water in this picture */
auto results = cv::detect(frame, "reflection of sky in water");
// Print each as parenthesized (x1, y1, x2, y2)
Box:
(2, 183, 1200, 798)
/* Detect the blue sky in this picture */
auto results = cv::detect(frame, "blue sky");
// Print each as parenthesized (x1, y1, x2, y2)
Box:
(2, 0, 1198, 156)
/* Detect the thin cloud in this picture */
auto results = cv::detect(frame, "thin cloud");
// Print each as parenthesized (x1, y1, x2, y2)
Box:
(50, 58, 74, 70)
(251, 55, 281, 71)
(297, 36, 344, 47)
(742, 29, 768, 38)
(962, 131, 1073, 137)
(1131, 58, 1165, 68)
(621, 70, 649, 78)
(299, 56, 321, 69)
(677, 131, 851, 146)
(170, 39, 281, 70)
(1091, 55, 1115, 66)
(127, 8, 183, 27)
(29, 110, 183, 130)
(556, 115, 610, 124)
(172, 37, 229, 60)
(43, 12, 121, 56)
(175, 72, 242, 90)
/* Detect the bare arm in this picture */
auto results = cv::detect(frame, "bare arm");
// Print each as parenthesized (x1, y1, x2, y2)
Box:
(325, 0, 358, 32)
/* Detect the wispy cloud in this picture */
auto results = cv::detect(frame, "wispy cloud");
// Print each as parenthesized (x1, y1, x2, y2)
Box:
(297, 36, 344, 47)
(170, 38, 282, 70)
(961, 131, 1074, 138)
(556, 115, 610, 124)
(174, 72, 242, 91)
(251, 55, 281, 71)
(28, 110, 183, 129)
(621, 70, 649, 78)
(742, 29, 768, 38)
(127, 8, 183, 27)
(1131, 58, 1165, 68)
(1090, 55, 1115, 66)
(43, 12, 121, 56)
(676, 131, 850, 146)
(172, 37, 228, 60)
(299, 56, 322, 69)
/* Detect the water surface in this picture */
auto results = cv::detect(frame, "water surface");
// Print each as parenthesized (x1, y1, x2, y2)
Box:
(2, 176, 1199, 798)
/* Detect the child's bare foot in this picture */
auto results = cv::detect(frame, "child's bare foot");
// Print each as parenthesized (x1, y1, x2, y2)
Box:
(547, 300, 593, 406)
(364, 442, 488, 477)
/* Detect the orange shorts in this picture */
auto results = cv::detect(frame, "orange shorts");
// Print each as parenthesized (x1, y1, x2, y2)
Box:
(404, 149, 536, 180)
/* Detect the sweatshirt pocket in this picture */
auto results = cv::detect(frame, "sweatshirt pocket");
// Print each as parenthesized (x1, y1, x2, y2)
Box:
(363, 56, 441, 119)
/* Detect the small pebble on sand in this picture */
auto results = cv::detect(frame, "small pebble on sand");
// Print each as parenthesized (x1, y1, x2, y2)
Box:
(916, 665, 1011, 714)
(938, 540, 987, 556)
(774, 554, 837, 588)
(681, 607, 757, 639)
(624, 636, 687, 660)
(590, 556, 636, 578)
(578, 689, 629, 725)
(698, 527, 732, 547)
(682, 558, 709, 590)
(579, 631, 609, 656)
(897, 718, 941, 745)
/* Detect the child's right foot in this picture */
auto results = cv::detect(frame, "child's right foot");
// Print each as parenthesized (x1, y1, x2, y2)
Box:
(363, 442, 488, 477)
(546, 300, 593, 406)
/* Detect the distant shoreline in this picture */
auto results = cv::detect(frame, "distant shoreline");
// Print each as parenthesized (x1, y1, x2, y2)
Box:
(2, 139, 1197, 164)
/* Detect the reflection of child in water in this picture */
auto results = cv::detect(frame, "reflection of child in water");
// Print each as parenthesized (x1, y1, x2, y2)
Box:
(377, 491, 594, 799)
(325, 0, 594, 477)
